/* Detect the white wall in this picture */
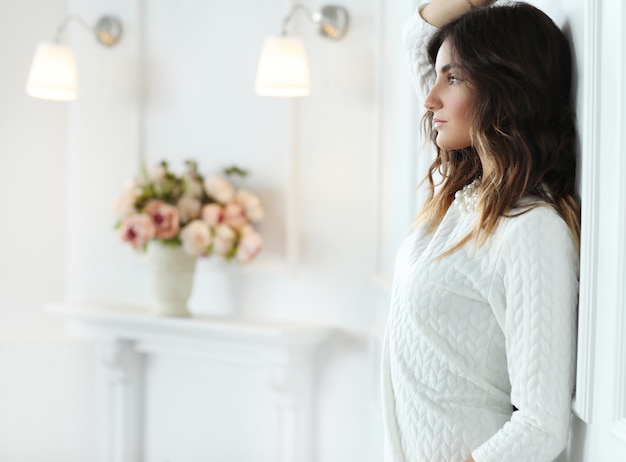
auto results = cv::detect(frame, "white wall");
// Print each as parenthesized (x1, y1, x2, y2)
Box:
(63, 0, 381, 460)
(64, 0, 381, 331)
(564, 0, 626, 459)
(0, 0, 96, 460)
(0, 0, 68, 339)
(0, 0, 385, 458)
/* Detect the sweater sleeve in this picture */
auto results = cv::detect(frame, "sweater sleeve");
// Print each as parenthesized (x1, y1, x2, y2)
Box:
(402, 3, 438, 101)
(473, 207, 579, 462)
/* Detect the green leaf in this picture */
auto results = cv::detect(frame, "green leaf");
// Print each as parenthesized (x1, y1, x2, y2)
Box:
(223, 165, 248, 177)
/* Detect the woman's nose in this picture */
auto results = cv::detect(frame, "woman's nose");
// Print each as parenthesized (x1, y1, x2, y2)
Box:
(424, 86, 440, 111)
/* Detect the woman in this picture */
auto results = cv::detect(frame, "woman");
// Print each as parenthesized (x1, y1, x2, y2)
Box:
(381, 1, 580, 461)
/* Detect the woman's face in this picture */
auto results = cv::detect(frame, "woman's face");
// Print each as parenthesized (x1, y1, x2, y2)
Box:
(424, 39, 474, 150)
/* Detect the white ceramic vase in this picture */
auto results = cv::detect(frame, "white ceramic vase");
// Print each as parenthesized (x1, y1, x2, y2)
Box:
(147, 242, 197, 317)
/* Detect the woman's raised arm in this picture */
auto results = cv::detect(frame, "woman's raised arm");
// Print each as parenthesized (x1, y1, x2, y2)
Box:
(421, 0, 494, 27)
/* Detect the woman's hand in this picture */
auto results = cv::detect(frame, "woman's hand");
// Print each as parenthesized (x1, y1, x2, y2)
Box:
(422, 0, 496, 28)
(464, 457, 475, 462)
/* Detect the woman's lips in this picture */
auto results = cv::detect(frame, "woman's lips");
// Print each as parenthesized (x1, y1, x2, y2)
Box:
(433, 118, 445, 129)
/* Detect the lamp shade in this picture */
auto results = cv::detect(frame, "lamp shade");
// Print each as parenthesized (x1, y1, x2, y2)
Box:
(25, 41, 78, 101)
(255, 37, 310, 97)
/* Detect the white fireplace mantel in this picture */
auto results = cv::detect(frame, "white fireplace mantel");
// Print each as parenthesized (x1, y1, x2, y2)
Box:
(45, 302, 335, 462)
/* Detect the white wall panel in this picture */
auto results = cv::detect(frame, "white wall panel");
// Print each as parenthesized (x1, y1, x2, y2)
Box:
(608, 0, 626, 448)
(0, 0, 97, 460)
(369, 0, 424, 459)
(568, 0, 626, 460)
(142, 0, 294, 265)
(64, 0, 378, 460)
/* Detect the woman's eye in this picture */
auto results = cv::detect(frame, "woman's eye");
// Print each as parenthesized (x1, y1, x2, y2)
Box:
(447, 74, 461, 84)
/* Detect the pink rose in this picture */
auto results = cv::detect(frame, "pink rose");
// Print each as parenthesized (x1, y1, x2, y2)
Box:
(223, 201, 247, 230)
(144, 200, 180, 239)
(119, 214, 156, 249)
(236, 226, 263, 263)
(212, 223, 236, 256)
(177, 196, 202, 224)
(204, 174, 235, 203)
(180, 220, 212, 256)
(201, 203, 224, 227)
(235, 189, 265, 223)
(244, 203, 264, 223)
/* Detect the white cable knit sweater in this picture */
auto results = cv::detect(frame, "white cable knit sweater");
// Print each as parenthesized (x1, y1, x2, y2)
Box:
(381, 5, 579, 462)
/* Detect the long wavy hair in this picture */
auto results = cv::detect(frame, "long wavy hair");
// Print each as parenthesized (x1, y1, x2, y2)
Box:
(417, 2, 580, 254)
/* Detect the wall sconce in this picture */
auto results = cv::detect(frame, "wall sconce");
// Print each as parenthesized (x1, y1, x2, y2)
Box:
(255, 4, 349, 97)
(25, 15, 123, 101)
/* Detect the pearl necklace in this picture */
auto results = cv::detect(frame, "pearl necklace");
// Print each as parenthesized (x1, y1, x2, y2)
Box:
(454, 178, 481, 213)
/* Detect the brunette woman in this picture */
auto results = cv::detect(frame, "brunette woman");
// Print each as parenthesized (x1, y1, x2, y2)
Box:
(381, 1, 579, 461)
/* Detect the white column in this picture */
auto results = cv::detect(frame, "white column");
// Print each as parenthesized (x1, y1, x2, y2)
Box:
(95, 338, 145, 462)
(270, 353, 317, 462)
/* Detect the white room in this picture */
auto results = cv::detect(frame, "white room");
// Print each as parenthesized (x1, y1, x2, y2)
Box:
(1, 0, 625, 461)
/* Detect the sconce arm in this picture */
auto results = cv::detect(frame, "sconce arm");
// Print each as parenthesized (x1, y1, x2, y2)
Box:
(280, 3, 349, 41)
(52, 14, 123, 47)
(53, 15, 91, 42)
(281, 4, 315, 35)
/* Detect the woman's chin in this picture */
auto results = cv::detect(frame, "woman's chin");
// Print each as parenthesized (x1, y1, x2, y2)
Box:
(435, 136, 471, 151)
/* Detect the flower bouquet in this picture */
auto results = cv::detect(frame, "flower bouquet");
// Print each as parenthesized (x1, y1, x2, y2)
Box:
(114, 160, 264, 263)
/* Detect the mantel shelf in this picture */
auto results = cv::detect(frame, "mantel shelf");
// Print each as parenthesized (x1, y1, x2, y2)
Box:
(44, 302, 334, 355)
